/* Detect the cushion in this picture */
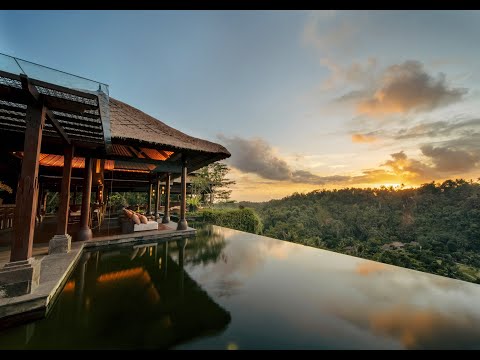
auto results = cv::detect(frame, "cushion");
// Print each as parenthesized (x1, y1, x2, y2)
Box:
(133, 221, 159, 232)
(131, 214, 141, 225)
(139, 215, 148, 224)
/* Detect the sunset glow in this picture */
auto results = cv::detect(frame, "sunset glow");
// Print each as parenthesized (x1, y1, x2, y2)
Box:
(3, 10, 479, 201)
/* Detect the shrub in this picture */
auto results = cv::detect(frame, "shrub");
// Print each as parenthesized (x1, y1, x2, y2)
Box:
(198, 208, 263, 234)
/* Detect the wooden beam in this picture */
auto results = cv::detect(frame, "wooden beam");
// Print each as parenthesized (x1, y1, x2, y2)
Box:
(133, 146, 152, 160)
(0, 69, 21, 81)
(56, 145, 74, 235)
(127, 146, 144, 159)
(20, 74, 71, 145)
(152, 162, 183, 173)
(20, 74, 40, 102)
(147, 182, 153, 215)
(154, 177, 161, 221)
(10, 103, 46, 262)
(162, 173, 171, 224)
(177, 157, 188, 230)
(0, 70, 98, 101)
(102, 153, 183, 168)
(77, 157, 93, 241)
(29, 77, 98, 100)
(46, 109, 71, 145)
(169, 153, 183, 162)
(43, 96, 97, 113)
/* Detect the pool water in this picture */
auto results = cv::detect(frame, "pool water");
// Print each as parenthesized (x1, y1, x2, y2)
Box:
(1, 225, 480, 349)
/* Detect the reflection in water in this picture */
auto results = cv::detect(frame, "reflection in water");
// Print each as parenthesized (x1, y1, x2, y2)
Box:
(1, 224, 480, 349)
(0, 239, 231, 349)
(355, 262, 389, 276)
(369, 305, 480, 349)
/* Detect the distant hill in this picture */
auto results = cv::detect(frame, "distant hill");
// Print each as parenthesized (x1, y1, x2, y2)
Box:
(243, 180, 480, 283)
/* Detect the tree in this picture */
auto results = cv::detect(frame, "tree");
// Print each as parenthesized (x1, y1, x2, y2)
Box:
(192, 162, 236, 205)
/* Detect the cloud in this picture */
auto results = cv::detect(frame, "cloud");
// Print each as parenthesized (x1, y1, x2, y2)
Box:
(217, 135, 291, 181)
(218, 136, 435, 187)
(343, 151, 438, 186)
(437, 133, 480, 154)
(292, 171, 350, 184)
(350, 118, 480, 151)
(218, 135, 351, 185)
(376, 146, 479, 182)
(421, 145, 479, 172)
(351, 133, 377, 143)
(357, 60, 467, 116)
(321, 57, 377, 90)
(356, 262, 389, 276)
(219, 135, 480, 192)
(394, 118, 480, 140)
(350, 169, 400, 185)
(382, 151, 437, 182)
(368, 305, 480, 349)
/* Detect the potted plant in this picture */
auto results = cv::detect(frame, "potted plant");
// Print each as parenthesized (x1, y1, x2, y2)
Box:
(187, 196, 200, 212)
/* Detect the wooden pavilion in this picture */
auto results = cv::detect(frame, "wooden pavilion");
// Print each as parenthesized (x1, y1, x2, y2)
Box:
(0, 54, 230, 290)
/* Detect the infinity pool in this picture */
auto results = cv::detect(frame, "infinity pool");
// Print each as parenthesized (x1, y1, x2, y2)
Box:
(1, 225, 480, 349)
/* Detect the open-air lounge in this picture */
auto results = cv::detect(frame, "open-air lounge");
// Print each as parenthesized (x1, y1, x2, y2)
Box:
(0, 53, 230, 308)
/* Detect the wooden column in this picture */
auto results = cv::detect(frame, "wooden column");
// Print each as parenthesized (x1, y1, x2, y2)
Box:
(10, 103, 46, 262)
(72, 186, 77, 205)
(162, 173, 171, 224)
(77, 157, 93, 241)
(104, 187, 109, 207)
(154, 177, 161, 221)
(36, 185, 43, 223)
(43, 191, 48, 216)
(176, 238, 187, 299)
(56, 146, 74, 235)
(147, 183, 153, 215)
(177, 157, 188, 230)
(49, 145, 74, 254)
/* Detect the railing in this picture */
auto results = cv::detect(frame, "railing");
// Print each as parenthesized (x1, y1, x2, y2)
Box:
(0, 204, 15, 230)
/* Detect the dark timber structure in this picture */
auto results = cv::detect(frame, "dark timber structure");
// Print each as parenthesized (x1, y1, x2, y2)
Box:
(0, 54, 230, 293)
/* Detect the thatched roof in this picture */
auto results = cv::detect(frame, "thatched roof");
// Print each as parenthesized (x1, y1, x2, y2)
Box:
(109, 98, 230, 158)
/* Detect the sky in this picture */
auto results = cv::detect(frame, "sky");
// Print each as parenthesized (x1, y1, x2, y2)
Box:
(1, 10, 480, 201)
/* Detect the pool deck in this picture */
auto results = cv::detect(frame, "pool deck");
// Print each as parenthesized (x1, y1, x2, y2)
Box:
(0, 220, 196, 328)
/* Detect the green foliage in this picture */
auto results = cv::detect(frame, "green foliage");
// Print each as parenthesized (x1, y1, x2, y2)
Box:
(251, 179, 480, 284)
(198, 208, 263, 234)
(108, 192, 147, 210)
(187, 196, 201, 207)
(192, 162, 236, 205)
(109, 193, 128, 208)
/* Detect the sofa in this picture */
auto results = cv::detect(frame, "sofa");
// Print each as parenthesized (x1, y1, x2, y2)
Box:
(120, 208, 159, 233)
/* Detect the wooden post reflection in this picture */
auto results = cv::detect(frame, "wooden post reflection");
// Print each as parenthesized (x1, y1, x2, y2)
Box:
(176, 238, 187, 299)
(161, 242, 168, 279)
(75, 252, 90, 318)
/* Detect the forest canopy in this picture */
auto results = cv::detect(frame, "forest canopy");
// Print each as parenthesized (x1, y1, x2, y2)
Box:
(235, 179, 480, 284)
